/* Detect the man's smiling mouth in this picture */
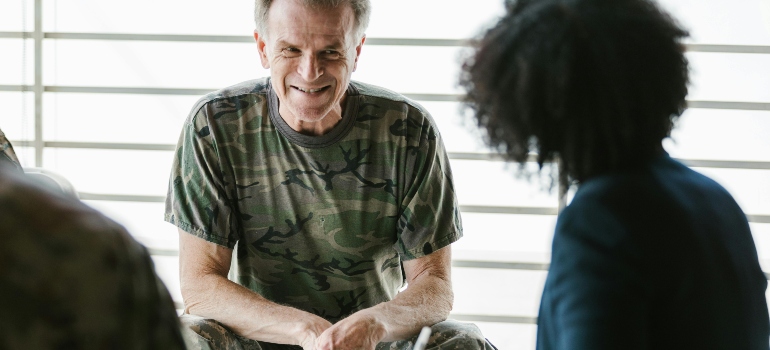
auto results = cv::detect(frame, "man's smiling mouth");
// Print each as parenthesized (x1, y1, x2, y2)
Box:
(293, 86, 330, 93)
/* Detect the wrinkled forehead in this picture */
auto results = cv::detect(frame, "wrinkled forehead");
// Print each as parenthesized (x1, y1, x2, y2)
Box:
(266, 1, 356, 47)
(270, 33, 350, 52)
(264, 0, 358, 41)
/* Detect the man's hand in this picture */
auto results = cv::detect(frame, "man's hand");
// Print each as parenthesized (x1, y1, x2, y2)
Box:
(297, 317, 334, 350)
(314, 311, 387, 350)
(312, 246, 453, 349)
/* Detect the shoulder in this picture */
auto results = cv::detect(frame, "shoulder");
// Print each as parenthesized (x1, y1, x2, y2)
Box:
(350, 81, 443, 145)
(653, 156, 736, 201)
(0, 167, 147, 264)
(350, 81, 432, 118)
(0, 167, 184, 348)
(559, 155, 744, 243)
(586, 156, 740, 216)
(186, 78, 271, 124)
(569, 156, 722, 207)
(0, 166, 157, 298)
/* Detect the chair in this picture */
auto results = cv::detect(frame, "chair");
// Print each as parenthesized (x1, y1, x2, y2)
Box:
(23, 167, 79, 199)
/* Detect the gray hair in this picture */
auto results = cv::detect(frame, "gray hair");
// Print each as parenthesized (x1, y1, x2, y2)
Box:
(254, 0, 371, 39)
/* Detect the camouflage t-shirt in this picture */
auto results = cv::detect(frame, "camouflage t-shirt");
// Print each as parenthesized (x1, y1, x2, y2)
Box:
(165, 78, 462, 322)
(0, 128, 22, 171)
(0, 165, 186, 349)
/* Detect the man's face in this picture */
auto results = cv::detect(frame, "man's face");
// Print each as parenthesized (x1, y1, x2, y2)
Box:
(255, 0, 365, 134)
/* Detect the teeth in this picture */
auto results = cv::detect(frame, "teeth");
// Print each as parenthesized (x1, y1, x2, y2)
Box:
(296, 87, 324, 93)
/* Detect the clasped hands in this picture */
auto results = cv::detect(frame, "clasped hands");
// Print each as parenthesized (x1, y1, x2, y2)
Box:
(298, 310, 388, 350)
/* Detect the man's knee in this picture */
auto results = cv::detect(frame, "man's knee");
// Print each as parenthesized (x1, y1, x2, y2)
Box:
(180, 314, 257, 350)
(428, 320, 497, 350)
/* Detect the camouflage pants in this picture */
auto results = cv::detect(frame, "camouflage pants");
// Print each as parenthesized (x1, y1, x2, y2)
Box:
(181, 314, 497, 350)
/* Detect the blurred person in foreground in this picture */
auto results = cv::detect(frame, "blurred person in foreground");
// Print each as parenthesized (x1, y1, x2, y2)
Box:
(461, 0, 770, 349)
(0, 130, 186, 349)
(164, 0, 494, 349)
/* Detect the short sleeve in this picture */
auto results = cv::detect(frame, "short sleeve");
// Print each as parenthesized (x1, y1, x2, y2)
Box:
(393, 106, 462, 260)
(164, 105, 238, 248)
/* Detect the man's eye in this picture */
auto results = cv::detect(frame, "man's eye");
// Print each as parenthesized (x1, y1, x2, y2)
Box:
(322, 50, 341, 59)
(282, 48, 301, 57)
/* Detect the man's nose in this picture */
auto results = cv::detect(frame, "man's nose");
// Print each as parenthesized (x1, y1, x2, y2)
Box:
(297, 54, 322, 81)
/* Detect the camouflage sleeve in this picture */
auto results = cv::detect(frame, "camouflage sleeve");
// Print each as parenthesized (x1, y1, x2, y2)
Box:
(0, 128, 23, 172)
(164, 104, 238, 248)
(395, 106, 463, 260)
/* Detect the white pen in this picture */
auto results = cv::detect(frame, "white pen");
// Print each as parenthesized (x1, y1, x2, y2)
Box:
(412, 326, 432, 350)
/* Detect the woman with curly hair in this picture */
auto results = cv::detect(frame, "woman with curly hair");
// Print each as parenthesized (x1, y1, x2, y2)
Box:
(462, 0, 769, 348)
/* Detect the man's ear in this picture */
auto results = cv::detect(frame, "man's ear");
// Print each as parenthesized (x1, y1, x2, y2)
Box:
(353, 34, 366, 72)
(254, 30, 271, 69)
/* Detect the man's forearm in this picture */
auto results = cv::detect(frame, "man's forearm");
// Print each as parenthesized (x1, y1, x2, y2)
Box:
(361, 271, 453, 342)
(183, 272, 330, 346)
(178, 230, 331, 348)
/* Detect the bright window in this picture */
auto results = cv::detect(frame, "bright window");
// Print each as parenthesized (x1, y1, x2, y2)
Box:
(2, 1, 770, 349)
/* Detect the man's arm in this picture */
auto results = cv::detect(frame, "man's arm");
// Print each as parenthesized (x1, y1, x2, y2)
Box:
(178, 230, 332, 349)
(315, 245, 453, 349)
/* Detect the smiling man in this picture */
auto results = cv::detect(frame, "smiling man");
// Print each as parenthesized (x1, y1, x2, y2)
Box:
(164, 0, 494, 349)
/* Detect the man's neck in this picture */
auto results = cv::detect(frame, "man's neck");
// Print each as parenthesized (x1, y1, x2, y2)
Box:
(279, 97, 346, 136)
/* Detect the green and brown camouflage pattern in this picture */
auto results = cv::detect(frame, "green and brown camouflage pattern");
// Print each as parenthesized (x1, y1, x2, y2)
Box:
(0, 128, 22, 171)
(180, 315, 497, 350)
(0, 166, 185, 350)
(180, 315, 288, 350)
(165, 78, 462, 322)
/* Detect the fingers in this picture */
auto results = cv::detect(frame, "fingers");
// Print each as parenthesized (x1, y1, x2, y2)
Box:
(299, 317, 333, 350)
(314, 317, 381, 350)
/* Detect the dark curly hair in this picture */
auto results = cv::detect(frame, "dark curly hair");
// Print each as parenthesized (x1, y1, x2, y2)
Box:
(461, 0, 690, 192)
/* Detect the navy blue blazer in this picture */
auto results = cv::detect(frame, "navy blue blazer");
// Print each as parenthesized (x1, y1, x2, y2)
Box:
(537, 155, 769, 349)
